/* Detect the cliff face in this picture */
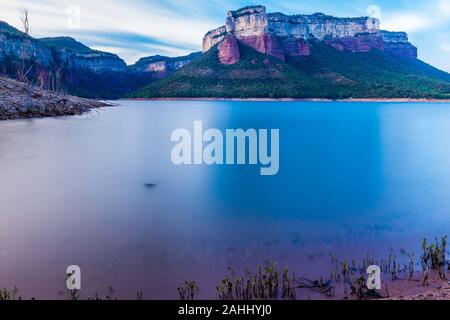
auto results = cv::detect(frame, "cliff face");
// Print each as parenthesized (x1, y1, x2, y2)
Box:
(203, 6, 417, 64)
(0, 24, 130, 94)
(203, 26, 227, 53)
(61, 52, 127, 73)
(131, 38, 450, 100)
(130, 52, 202, 73)
(218, 34, 240, 64)
(380, 31, 418, 59)
(268, 12, 379, 39)
(0, 34, 54, 67)
(40, 37, 127, 73)
(0, 30, 127, 75)
(226, 6, 268, 37)
(0, 22, 53, 68)
(325, 34, 384, 53)
(0, 22, 202, 98)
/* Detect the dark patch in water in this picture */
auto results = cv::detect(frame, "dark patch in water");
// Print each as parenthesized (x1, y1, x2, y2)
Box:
(144, 183, 157, 189)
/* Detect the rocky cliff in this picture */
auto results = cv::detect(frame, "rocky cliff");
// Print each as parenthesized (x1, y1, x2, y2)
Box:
(0, 20, 203, 98)
(0, 21, 130, 96)
(379, 31, 418, 59)
(40, 37, 127, 73)
(203, 5, 417, 64)
(0, 21, 53, 68)
(129, 52, 201, 73)
(0, 22, 128, 74)
(217, 34, 240, 64)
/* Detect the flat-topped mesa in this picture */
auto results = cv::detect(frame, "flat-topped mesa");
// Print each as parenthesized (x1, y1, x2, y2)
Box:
(203, 5, 417, 64)
(203, 6, 379, 51)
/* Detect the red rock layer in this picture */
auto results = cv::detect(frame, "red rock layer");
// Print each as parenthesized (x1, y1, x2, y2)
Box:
(217, 33, 312, 65)
(281, 38, 311, 57)
(216, 32, 417, 65)
(325, 34, 384, 53)
(238, 33, 286, 61)
(383, 42, 418, 59)
(218, 34, 240, 65)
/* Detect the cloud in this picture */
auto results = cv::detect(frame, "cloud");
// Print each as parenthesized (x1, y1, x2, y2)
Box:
(382, 13, 433, 32)
(441, 42, 450, 52)
(439, 36, 450, 53)
(65, 30, 200, 64)
(1, 0, 217, 63)
(381, 0, 450, 32)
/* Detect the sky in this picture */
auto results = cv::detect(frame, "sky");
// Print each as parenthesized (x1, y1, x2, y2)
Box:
(1, 0, 450, 71)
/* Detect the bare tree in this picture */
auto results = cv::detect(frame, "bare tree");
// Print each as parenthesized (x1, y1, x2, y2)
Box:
(19, 7, 32, 82)
(20, 7, 30, 34)
(50, 65, 63, 93)
(37, 71, 45, 89)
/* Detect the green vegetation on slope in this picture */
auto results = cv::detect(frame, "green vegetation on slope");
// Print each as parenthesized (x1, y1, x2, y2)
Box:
(0, 21, 25, 37)
(130, 40, 450, 99)
(39, 37, 94, 53)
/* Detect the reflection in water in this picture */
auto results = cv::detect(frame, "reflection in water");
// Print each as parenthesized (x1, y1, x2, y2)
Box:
(0, 101, 449, 299)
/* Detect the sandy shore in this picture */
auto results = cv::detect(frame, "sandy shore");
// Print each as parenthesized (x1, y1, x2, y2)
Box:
(380, 270, 449, 300)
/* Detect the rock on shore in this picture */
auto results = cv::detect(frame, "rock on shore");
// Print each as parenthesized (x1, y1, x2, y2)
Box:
(0, 76, 109, 120)
(387, 283, 450, 300)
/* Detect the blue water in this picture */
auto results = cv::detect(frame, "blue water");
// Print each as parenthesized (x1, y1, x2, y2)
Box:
(0, 100, 449, 299)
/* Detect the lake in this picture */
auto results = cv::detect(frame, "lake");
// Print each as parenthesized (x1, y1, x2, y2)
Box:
(0, 100, 449, 299)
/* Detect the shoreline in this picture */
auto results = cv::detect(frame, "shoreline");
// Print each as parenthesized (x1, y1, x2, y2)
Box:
(122, 97, 450, 103)
(0, 77, 112, 121)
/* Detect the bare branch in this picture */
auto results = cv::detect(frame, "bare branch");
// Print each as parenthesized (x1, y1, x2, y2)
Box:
(20, 7, 30, 36)
(18, 7, 31, 83)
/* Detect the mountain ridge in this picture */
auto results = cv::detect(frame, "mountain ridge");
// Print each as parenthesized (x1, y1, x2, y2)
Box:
(0, 21, 201, 98)
(130, 5, 450, 99)
(1, 5, 450, 100)
(203, 5, 417, 62)
(131, 39, 450, 99)
(129, 52, 202, 73)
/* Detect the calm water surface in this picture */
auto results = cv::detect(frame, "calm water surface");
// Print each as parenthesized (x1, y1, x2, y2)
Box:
(0, 100, 449, 299)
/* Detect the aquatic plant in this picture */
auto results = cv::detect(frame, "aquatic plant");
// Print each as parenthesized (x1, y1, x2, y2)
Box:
(391, 255, 398, 281)
(341, 261, 349, 298)
(0, 287, 20, 300)
(349, 276, 384, 300)
(217, 262, 280, 300)
(282, 267, 297, 300)
(407, 253, 415, 281)
(178, 281, 198, 301)
(88, 286, 118, 301)
(421, 236, 447, 279)
(214, 261, 337, 301)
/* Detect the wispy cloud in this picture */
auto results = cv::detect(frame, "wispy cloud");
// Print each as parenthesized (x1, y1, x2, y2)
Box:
(381, 0, 450, 32)
(2, 0, 217, 63)
(61, 30, 200, 64)
(441, 42, 450, 52)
